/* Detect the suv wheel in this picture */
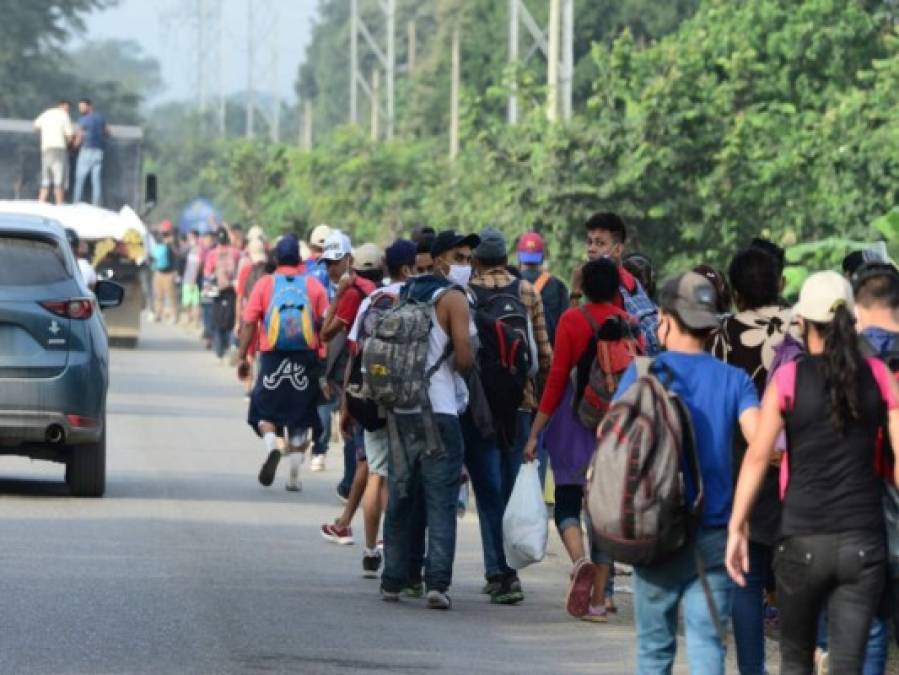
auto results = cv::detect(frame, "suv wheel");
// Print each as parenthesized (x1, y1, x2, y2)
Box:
(67, 426, 106, 497)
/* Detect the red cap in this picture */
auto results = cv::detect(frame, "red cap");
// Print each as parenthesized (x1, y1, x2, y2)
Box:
(517, 232, 544, 263)
(159, 219, 173, 233)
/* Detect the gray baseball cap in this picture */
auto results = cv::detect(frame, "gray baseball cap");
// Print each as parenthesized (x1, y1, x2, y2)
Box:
(474, 227, 507, 260)
(659, 272, 720, 330)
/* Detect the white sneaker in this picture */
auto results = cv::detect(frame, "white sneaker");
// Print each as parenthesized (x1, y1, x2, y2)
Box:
(310, 454, 326, 472)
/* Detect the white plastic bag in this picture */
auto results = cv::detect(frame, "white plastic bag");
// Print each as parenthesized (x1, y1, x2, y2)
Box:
(502, 462, 548, 570)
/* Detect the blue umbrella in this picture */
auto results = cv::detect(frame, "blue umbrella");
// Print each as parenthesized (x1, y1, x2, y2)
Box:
(178, 198, 222, 234)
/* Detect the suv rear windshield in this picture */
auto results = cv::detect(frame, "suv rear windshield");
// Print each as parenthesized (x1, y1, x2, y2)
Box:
(0, 235, 70, 286)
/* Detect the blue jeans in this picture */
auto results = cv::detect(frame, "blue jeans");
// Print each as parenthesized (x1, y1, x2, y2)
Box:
(817, 610, 889, 675)
(200, 302, 213, 341)
(338, 428, 361, 494)
(463, 410, 529, 579)
(633, 527, 734, 675)
(382, 413, 465, 593)
(313, 396, 337, 456)
(732, 541, 773, 674)
(74, 148, 103, 205)
(212, 327, 230, 359)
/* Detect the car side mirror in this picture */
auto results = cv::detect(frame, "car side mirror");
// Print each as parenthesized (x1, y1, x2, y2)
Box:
(95, 280, 124, 309)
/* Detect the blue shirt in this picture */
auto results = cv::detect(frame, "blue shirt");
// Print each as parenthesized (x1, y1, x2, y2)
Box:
(614, 351, 759, 527)
(308, 258, 334, 300)
(78, 112, 107, 149)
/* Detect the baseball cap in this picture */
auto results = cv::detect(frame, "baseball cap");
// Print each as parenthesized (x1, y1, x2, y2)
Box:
(248, 239, 267, 264)
(517, 232, 545, 264)
(474, 228, 507, 260)
(793, 271, 854, 324)
(321, 231, 352, 261)
(430, 230, 481, 259)
(159, 219, 173, 234)
(275, 234, 300, 266)
(353, 243, 384, 271)
(310, 224, 332, 249)
(385, 239, 417, 269)
(659, 272, 720, 330)
(842, 249, 886, 277)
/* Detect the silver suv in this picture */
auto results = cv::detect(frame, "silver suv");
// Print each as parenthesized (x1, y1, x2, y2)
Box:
(0, 213, 123, 496)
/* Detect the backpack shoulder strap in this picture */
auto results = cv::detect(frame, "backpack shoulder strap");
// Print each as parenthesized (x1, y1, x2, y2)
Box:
(634, 356, 655, 379)
(534, 271, 551, 294)
(578, 306, 601, 334)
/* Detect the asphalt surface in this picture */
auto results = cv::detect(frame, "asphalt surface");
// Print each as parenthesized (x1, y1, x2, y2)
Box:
(0, 321, 695, 675)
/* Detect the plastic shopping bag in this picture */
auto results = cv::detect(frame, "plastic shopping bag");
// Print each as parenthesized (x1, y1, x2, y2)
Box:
(502, 462, 548, 570)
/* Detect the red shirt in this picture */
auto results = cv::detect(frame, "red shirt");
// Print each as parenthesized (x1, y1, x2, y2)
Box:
(242, 264, 329, 352)
(334, 276, 377, 327)
(539, 302, 644, 416)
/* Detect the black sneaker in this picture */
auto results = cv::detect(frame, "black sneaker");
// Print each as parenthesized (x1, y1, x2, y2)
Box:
(258, 450, 281, 487)
(380, 587, 400, 602)
(490, 577, 524, 605)
(481, 575, 503, 595)
(362, 550, 382, 579)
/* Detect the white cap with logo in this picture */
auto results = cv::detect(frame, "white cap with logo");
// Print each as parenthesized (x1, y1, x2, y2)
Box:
(310, 224, 332, 249)
(793, 271, 854, 324)
(321, 230, 353, 261)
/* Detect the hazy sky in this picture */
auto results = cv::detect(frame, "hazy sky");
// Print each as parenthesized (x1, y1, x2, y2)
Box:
(82, 0, 318, 104)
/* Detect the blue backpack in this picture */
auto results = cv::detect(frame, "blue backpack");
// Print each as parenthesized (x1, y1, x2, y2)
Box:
(263, 274, 317, 351)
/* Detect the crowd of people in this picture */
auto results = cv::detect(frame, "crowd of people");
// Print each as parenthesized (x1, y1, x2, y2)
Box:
(150, 211, 897, 673)
(33, 98, 108, 206)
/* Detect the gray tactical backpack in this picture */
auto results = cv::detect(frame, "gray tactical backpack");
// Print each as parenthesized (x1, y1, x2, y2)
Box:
(362, 289, 449, 410)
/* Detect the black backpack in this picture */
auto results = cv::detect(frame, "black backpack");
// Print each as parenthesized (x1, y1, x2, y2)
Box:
(470, 280, 534, 449)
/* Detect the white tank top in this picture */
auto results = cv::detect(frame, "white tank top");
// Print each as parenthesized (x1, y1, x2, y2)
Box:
(426, 289, 470, 416)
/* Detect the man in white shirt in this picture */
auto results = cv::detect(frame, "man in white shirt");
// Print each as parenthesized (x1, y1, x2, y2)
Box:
(33, 100, 75, 204)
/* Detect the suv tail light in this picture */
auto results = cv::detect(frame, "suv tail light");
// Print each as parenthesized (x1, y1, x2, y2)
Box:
(40, 299, 94, 320)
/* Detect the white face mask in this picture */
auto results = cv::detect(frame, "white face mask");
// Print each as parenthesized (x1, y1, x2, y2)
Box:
(447, 264, 472, 286)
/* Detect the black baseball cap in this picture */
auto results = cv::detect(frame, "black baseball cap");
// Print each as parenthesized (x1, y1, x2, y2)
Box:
(659, 272, 720, 330)
(430, 230, 481, 259)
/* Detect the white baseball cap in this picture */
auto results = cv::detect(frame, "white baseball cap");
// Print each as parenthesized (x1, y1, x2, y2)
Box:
(793, 271, 854, 323)
(353, 243, 384, 271)
(321, 231, 352, 261)
(310, 224, 332, 249)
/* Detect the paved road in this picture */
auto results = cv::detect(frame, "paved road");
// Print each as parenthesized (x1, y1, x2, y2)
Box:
(0, 321, 694, 674)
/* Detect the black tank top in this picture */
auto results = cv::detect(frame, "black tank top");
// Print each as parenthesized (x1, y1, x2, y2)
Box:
(782, 356, 886, 537)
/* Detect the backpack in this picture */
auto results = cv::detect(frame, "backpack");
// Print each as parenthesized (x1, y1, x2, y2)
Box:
(152, 242, 173, 272)
(346, 290, 399, 431)
(263, 274, 317, 352)
(243, 263, 268, 301)
(362, 287, 450, 410)
(571, 309, 640, 429)
(621, 280, 660, 356)
(586, 358, 702, 567)
(470, 280, 536, 449)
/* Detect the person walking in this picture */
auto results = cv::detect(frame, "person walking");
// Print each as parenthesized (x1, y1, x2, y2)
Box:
(72, 98, 108, 206)
(465, 228, 552, 605)
(710, 246, 798, 675)
(204, 228, 241, 363)
(33, 100, 74, 205)
(571, 212, 660, 354)
(516, 232, 568, 345)
(523, 258, 643, 622)
(151, 221, 178, 323)
(237, 234, 329, 492)
(380, 230, 478, 610)
(180, 230, 203, 328)
(727, 271, 899, 674)
(616, 272, 759, 674)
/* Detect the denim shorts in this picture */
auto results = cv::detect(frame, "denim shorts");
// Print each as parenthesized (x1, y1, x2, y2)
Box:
(554, 484, 612, 566)
(363, 427, 388, 478)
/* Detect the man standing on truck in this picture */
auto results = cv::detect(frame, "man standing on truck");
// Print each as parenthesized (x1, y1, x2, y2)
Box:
(33, 100, 75, 205)
(73, 98, 109, 206)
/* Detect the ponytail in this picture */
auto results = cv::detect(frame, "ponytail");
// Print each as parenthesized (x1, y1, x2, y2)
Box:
(816, 304, 864, 434)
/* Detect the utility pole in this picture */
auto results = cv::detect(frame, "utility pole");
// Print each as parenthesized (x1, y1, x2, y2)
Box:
(371, 70, 381, 141)
(348, 0, 396, 138)
(197, 0, 206, 115)
(546, 0, 560, 122)
(271, 23, 281, 143)
(449, 28, 460, 161)
(507, 0, 574, 124)
(350, 0, 358, 125)
(407, 21, 417, 75)
(246, 0, 254, 138)
(218, 5, 226, 137)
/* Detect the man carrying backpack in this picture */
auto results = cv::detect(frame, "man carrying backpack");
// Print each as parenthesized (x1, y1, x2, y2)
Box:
(236, 235, 329, 492)
(375, 230, 477, 610)
(611, 272, 759, 674)
(570, 212, 660, 355)
(465, 228, 552, 605)
(516, 232, 568, 346)
(851, 261, 899, 669)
